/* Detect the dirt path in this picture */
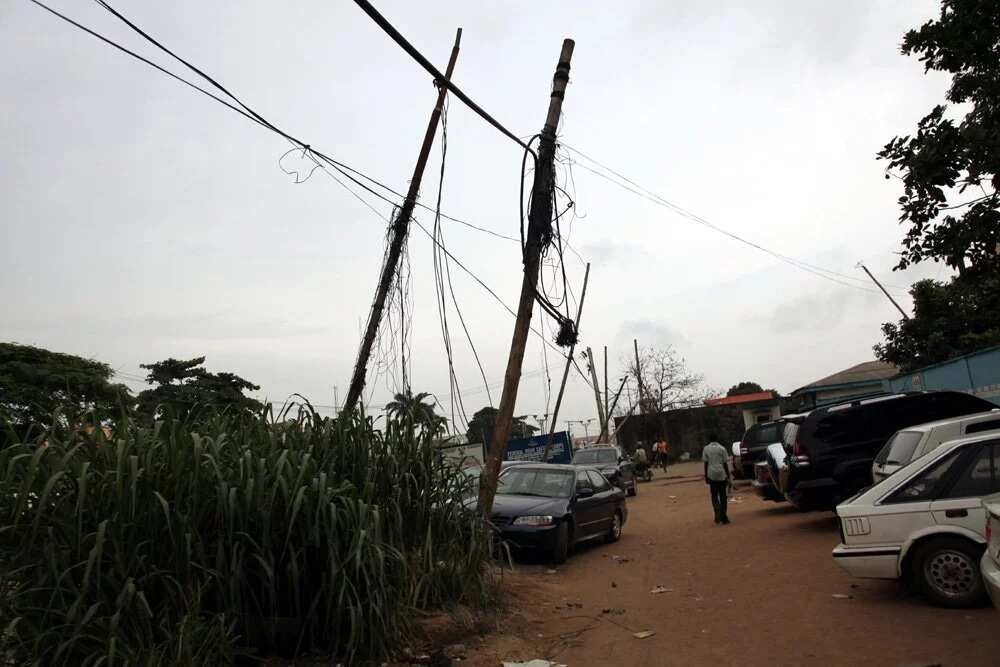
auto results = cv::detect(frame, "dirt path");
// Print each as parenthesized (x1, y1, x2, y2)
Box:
(463, 461, 999, 666)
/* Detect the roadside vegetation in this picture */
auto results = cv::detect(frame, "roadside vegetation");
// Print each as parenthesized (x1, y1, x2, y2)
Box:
(0, 404, 496, 664)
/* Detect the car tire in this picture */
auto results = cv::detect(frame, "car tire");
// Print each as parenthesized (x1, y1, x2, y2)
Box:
(627, 480, 637, 497)
(551, 521, 570, 565)
(606, 510, 623, 543)
(912, 537, 987, 608)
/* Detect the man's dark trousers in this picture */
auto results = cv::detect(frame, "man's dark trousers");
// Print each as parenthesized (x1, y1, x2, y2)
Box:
(709, 479, 729, 523)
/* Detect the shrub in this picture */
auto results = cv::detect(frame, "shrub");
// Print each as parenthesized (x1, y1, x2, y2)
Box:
(0, 405, 495, 665)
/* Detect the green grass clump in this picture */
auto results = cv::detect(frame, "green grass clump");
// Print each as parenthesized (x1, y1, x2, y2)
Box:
(0, 405, 495, 665)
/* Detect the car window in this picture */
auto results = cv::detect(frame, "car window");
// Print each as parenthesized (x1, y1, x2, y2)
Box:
(884, 449, 965, 504)
(813, 409, 865, 447)
(749, 423, 781, 445)
(575, 470, 594, 494)
(587, 470, 611, 492)
(940, 444, 999, 499)
(881, 431, 924, 466)
(781, 422, 799, 448)
(497, 469, 575, 498)
(572, 449, 617, 465)
(966, 419, 1000, 435)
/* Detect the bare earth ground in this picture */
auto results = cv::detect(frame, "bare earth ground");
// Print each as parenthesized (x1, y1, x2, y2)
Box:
(456, 461, 1000, 667)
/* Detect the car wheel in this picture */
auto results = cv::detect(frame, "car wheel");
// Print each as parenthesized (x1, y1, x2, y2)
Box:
(627, 480, 637, 497)
(912, 537, 987, 608)
(551, 521, 570, 565)
(606, 510, 623, 543)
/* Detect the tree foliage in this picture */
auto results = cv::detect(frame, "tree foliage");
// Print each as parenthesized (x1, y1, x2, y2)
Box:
(384, 390, 446, 435)
(464, 407, 536, 446)
(0, 342, 129, 436)
(877, 0, 1000, 275)
(621, 345, 709, 414)
(726, 381, 765, 397)
(136, 356, 263, 422)
(875, 275, 1000, 372)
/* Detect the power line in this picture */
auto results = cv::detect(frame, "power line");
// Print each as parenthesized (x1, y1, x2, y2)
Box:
(560, 142, 908, 294)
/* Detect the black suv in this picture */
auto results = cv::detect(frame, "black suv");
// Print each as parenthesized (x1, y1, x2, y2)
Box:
(782, 391, 996, 511)
(571, 446, 637, 497)
(738, 421, 787, 479)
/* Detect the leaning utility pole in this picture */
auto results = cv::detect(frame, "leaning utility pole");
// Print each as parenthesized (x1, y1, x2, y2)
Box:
(603, 345, 609, 436)
(597, 375, 629, 443)
(343, 29, 463, 412)
(479, 39, 575, 516)
(859, 263, 910, 321)
(633, 338, 645, 414)
(586, 347, 606, 435)
(541, 262, 590, 461)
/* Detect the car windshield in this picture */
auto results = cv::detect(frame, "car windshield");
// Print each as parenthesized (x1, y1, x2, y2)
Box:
(749, 423, 781, 445)
(461, 465, 482, 479)
(496, 468, 574, 498)
(573, 449, 616, 465)
(881, 431, 924, 465)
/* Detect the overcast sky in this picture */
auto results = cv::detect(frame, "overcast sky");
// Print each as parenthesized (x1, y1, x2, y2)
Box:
(1, 0, 952, 437)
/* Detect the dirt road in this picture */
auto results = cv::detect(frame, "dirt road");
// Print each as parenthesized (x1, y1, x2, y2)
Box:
(463, 461, 999, 666)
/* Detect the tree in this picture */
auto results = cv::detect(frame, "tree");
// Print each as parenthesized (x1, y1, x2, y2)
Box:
(875, 275, 1000, 372)
(622, 345, 709, 414)
(464, 407, 536, 446)
(0, 343, 130, 436)
(727, 381, 765, 397)
(877, 0, 1000, 276)
(385, 390, 446, 434)
(136, 356, 263, 422)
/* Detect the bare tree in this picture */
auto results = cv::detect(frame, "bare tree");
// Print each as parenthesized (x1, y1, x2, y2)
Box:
(619, 344, 712, 415)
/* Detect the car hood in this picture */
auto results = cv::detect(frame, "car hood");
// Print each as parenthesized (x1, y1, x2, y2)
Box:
(491, 494, 568, 518)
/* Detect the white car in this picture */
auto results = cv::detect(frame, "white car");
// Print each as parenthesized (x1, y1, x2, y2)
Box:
(872, 410, 1000, 483)
(731, 441, 742, 478)
(833, 432, 1000, 607)
(983, 493, 1000, 609)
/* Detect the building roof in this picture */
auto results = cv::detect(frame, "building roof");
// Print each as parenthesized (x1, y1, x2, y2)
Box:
(704, 390, 777, 407)
(792, 360, 898, 395)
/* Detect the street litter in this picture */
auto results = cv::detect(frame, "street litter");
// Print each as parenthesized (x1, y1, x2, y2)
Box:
(612, 555, 631, 564)
(502, 661, 566, 667)
(633, 630, 656, 639)
(832, 593, 853, 600)
(650, 586, 672, 594)
(545, 569, 558, 575)
(602, 607, 626, 615)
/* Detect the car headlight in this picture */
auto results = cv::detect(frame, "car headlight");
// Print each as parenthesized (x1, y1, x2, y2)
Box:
(513, 515, 554, 526)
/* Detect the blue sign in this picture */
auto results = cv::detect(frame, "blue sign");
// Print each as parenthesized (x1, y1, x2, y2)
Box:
(504, 431, 572, 464)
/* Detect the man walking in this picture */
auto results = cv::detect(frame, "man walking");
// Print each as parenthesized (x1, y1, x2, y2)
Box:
(701, 434, 731, 525)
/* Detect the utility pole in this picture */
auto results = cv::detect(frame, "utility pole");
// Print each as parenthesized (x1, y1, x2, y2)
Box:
(859, 263, 909, 320)
(597, 376, 628, 443)
(586, 347, 606, 435)
(479, 39, 575, 516)
(541, 262, 589, 461)
(343, 29, 463, 412)
(603, 345, 609, 439)
(633, 338, 645, 414)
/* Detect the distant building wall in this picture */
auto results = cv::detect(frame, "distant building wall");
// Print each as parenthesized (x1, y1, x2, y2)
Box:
(613, 405, 745, 460)
(886, 346, 1000, 406)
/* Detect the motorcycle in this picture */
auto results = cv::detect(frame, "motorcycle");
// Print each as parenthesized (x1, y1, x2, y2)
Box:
(633, 460, 654, 482)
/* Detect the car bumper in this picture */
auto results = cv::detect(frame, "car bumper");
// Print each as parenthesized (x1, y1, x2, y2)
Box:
(752, 479, 783, 502)
(981, 551, 1000, 609)
(787, 477, 838, 509)
(832, 544, 900, 579)
(497, 523, 561, 551)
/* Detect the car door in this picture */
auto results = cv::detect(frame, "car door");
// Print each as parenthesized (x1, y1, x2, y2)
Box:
(573, 470, 602, 538)
(587, 470, 616, 533)
(929, 442, 1000, 535)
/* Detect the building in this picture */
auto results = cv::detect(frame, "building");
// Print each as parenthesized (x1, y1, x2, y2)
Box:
(886, 345, 1000, 406)
(789, 361, 898, 411)
(703, 390, 781, 429)
(613, 404, 745, 460)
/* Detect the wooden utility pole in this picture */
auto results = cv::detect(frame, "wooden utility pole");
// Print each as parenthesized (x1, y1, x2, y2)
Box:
(541, 263, 589, 461)
(479, 39, 575, 516)
(859, 264, 910, 320)
(586, 347, 606, 435)
(343, 29, 463, 412)
(603, 345, 609, 438)
(597, 375, 628, 443)
(633, 338, 645, 414)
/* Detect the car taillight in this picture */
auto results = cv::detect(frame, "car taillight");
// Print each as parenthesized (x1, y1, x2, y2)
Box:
(739, 441, 748, 455)
(790, 438, 810, 466)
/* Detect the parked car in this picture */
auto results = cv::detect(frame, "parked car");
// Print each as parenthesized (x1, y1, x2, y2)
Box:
(872, 410, 1000, 483)
(731, 441, 743, 478)
(982, 493, 1000, 609)
(833, 432, 1000, 607)
(737, 421, 786, 479)
(782, 391, 996, 511)
(753, 443, 787, 502)
(571, 445, 636, 496)
(488, 464, 628, 563)
(460, 460, 529, 498)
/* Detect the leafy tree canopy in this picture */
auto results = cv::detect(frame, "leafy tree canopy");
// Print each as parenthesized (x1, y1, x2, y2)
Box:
(136, 356, 262, 422)
(875, 275, 1000, 372)
(464, 407, 536, 446)
(385, 390, 446, 435)
(877, 0, 1000, 275)
(0, 342, 129, 435)
(726, 381, 765, 397)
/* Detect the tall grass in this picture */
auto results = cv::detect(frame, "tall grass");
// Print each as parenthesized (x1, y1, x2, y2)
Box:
(0, 405, 495, 665)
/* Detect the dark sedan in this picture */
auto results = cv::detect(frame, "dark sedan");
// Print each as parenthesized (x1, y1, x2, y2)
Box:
(571, 446, 637, 496)
(489, 464, 628, 563)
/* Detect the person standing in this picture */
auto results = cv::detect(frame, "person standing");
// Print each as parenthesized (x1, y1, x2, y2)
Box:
(701, 434, 731, 525)
(657, 439, 670, 473)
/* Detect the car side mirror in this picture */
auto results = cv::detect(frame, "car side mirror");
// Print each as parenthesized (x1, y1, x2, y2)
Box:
(577, 487, 594, 498)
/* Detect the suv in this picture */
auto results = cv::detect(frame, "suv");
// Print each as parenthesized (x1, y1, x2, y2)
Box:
(571, 446, 636, 497)
(782, 391, 996, 511)
(737, 421, 786, 479)
(871, 410, 1000, 483)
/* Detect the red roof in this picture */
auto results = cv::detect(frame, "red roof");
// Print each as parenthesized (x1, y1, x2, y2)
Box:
(704, 391, 776, 407)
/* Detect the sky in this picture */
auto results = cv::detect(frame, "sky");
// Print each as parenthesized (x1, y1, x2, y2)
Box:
(0, 0, 954, 438)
